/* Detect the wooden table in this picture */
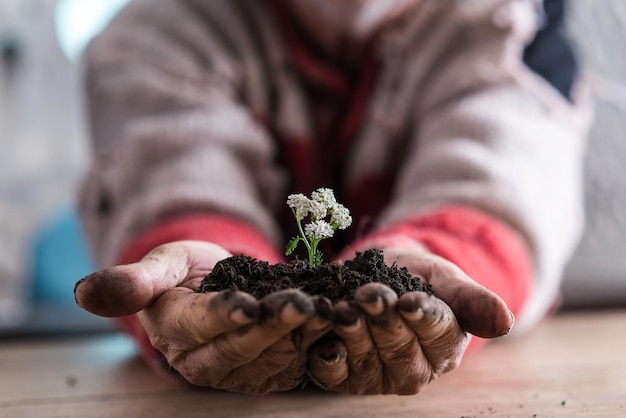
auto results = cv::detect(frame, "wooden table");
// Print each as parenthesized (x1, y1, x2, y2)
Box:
(1, 310, 624, 418)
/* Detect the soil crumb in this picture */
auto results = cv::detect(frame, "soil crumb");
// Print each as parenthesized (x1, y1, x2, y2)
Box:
(199, 249, 433, 301)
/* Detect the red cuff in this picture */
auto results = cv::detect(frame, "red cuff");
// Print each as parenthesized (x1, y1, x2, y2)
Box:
(347, 205, 534, 352)
(117, 214, 283, 265)
(113, 214, 283, 376)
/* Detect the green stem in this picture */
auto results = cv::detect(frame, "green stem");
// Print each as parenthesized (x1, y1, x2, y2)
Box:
(310, 239, 320, 267)
(295, 216, 314, 266)
(295, 218, 310, 249)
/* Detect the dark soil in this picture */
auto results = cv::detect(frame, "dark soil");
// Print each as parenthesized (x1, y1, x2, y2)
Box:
(199, 249, 433, 301)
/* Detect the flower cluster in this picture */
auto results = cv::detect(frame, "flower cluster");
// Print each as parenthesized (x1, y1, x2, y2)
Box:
(286, 188, 352, 267)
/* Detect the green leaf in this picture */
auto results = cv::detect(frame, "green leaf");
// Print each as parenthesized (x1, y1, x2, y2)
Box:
(285, 237, 300, 256)
(312, 250, 324, 268)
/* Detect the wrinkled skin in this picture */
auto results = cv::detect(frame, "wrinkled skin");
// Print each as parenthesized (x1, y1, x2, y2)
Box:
(75, 241, 334, 394)
(74, 241, 513, 395)
(307, 247, 513, 395)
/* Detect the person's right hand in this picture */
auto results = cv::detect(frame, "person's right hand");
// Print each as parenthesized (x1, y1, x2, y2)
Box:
(74, 241, 334, 394)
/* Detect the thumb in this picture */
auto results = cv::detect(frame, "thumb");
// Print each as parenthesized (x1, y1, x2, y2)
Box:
(383, 247, 514, 338)
(74, 241, 230, 317)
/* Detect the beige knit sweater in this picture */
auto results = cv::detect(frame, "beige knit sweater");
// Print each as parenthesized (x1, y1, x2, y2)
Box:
(79, 0, 591, 333)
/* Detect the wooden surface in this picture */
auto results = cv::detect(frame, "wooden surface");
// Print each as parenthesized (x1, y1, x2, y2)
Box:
(0, 310, 624, 418)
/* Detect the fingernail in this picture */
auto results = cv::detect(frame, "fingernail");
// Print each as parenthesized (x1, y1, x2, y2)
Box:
(361, 296, 385, 316)
(73, 278, 86, 307)
(403, 307, 425, 321)
(74, 277, 85, 291)
(230, 308, 253, 324)
(398, 296, 418, 313)
(213, 291, 261, 321)
(314, 297, 335, 322)
(280, 302, 308, 325)
(506, 310, 515, 334)
(399, 294, 431, 315)
(319, 341, 339, 363)
(321, 354, 339, 364)
(285, 294, 315, 316)
(336, 303, 360, 327)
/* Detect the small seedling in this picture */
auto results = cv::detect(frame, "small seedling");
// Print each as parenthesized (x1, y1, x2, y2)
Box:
(285, 188, 352, 267)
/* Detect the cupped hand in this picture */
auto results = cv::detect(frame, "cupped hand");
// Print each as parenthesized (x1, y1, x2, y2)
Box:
(308, 247, 513, 395)
(74, 240, 334, 394)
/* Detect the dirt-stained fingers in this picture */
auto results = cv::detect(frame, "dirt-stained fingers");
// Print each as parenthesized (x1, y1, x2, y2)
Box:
(382, 247, 513, 338)
(159, 289, 322, 393)
(398, 291, 469, 375)
(220, 294, 335, 394)
(138, 289, 261, 350)
(308, 283, 468, 395)
(307, 300, 373, 393)
(354, 283, 433, 394)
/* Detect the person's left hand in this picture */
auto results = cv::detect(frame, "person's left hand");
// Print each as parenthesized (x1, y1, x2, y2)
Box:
(307, 246, 513, 395)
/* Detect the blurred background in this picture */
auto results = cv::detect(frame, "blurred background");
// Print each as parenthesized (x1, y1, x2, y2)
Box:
(0, 0, 127, 334)
(0, 0, 624, 336)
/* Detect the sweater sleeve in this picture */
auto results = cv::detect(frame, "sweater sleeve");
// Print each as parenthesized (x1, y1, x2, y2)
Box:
(372, 0, 591, 334)
(78, 0, 288, 270)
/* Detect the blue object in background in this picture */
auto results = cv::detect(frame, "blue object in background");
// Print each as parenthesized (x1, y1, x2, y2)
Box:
(31, 206, 95, 305)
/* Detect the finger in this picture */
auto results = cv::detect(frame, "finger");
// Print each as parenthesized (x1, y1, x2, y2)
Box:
(354, 283, 410, 355)
(223, 296, 336, 393)
(172, 290, 314, 388)
(309, 299, 384, 394)
(384, 248, 513, 338)
(300, 296, 335, 347)
(398, 292, 469, 374)
(75, 241, 230, 317)
(307, 333, 349, 391)
(355, 283, 432, 394)
(139, 289, 260, 349)
(224, 329, 310, 394)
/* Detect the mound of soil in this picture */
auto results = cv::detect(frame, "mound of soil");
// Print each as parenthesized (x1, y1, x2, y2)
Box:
(199, 249, 433, 301)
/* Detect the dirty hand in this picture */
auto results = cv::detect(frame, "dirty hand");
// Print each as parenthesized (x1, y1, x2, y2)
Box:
(308, 247, 513, 395)
(74, 240, 334, 394)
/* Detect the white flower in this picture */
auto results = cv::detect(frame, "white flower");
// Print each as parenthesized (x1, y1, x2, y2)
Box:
(311, 187, 337, 209)
(309, 200, 328, 220)
(305, 220, 334, 240)
(287, 193, 310, 220)
(330, 204, 352, 230)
